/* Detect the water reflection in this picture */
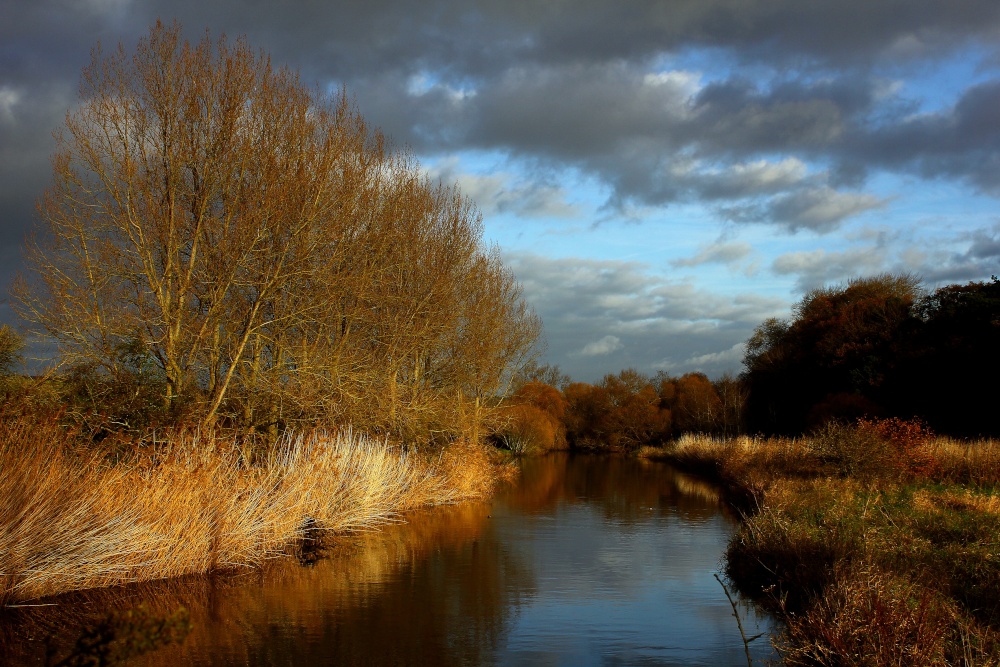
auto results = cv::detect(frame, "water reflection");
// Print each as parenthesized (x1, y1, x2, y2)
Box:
(1, 453, 776, 666)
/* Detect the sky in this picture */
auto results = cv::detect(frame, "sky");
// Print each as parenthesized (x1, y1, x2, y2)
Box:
(2, 1, 999, 383)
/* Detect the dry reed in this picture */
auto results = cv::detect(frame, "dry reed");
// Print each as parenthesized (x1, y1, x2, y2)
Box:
(642, 427, 1000, 664)
(0, 416, 501, 605)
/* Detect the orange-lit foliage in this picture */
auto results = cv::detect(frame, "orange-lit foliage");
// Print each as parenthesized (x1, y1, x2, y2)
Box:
(563, 370, 671, 451)
(674, 373, 724, 434)
(856, 417, 941, 479)
(514, 382, 567, 423)
(493, 381, 567, 453)
(657, 372, 726, 435)
(495, 404, 560, 453)
(562, 382, 610, 449)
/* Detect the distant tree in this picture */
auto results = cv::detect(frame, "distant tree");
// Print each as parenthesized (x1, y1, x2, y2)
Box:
(713, 373, 747, 437)
(563, 382, 613, 449)
(13, 21, 540, 438)
(656, 372, 725, 435)
(563, 370, 670, 451)
(742, 273, 922, 434)
(673, 373, 724, 434)
(512, 361, 571, 391)
(599, 369, 670, 450)
(892, 277, 1000, 436)
(513, 381, 568, 424)
(493, 381, 568, 452)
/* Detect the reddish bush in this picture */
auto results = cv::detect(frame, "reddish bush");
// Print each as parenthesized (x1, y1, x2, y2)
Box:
(856, 417, 941, 479)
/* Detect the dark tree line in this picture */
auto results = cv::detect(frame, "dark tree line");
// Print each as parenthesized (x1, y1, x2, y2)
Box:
(742, 274, 1000, 437)
(498, 274, 998, 453)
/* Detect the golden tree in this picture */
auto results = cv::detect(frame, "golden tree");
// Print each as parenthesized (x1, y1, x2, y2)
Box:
(15, 21, 540, 436)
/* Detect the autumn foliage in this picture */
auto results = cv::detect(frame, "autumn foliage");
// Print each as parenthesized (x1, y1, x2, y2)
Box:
(557, 369, 739, 451)
(494, 382, 567, 453)
(742, 274, 1000, 437)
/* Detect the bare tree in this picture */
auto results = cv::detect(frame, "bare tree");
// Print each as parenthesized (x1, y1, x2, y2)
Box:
(15, 21, 540, 437)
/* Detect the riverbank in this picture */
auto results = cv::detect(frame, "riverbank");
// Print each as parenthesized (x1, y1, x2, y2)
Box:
(0, 414, 512, 606)
(2, 451, 775, 666)
(641, 424, 1000, 666)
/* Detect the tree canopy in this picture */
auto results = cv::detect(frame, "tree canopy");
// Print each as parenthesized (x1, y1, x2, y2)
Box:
(742, 273, 1000, 436)
(14, 21, 540, 440)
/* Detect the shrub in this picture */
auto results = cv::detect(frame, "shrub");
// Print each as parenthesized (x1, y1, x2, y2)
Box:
(809, 417, 940, 482)
(493, 404, 560, 454)
(856, 417, 941, 479)
(779, 566, 956, 667)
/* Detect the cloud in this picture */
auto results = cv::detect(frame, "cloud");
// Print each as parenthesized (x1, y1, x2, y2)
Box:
(768, 187, 887, 231)
(835, 80, 1000, 194)
(0, 87, 23, 125)
(5, 0, 1000, 364)
(576, 335, 623, 357)
(507, 252, 789, 380)
(723, 187, 886, 232)
(965, 223, 1000, 260)
(7, 1, 1000, 244)
(903, 223, 1000, 284)
(671, 241, 753, 268)
(771, 247, 888, 291)
(656, 342, 747, 374)
(426, 157, 578, 218)
(362, 63, 899, 232)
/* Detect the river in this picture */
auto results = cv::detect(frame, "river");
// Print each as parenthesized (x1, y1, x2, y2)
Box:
(2, 453, 777, 666)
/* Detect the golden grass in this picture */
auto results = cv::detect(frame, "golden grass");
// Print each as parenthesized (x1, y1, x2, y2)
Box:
(659, 428, 1000, 666)
(928, 436, 1000, 486)
(0, 416, 503, 605)
(1, 500, 506, 665)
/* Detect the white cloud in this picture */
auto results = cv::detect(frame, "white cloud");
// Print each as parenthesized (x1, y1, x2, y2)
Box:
(506, 252, 789, 381)
(0, 87, 22, 125)
(654, 342, 747, 374)
(671, 241, 753, 268)
(769, 187, 886, 232)
(427, 157, 578, 218)
(771, 247, 887, 291)
(576, 335, 624, 357)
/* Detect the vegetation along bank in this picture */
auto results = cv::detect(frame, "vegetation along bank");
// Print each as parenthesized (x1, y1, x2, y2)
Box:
(495, 274, 1000, 666)
(1, 20, 531, 611)
(2, 17, 1000, 666)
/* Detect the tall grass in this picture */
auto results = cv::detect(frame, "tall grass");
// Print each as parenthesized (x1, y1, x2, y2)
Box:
(0, 415, 503, 605)
(643, 425, 1000, 665)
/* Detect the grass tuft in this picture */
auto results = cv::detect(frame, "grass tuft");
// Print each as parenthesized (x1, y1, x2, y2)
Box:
(0, 416, 502, 604)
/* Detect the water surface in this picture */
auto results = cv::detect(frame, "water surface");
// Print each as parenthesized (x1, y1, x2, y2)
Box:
(3, 453, 776, 665)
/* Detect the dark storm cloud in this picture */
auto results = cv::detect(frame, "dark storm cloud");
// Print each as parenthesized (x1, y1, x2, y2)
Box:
(35, 0, 991, 83)
(6, 1, 1000, 231)
(842, 80, 1000, 194)
(381, 64, 893, 229)
(521, 0, 1000, 68)
(4, 0, 1000, 338)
